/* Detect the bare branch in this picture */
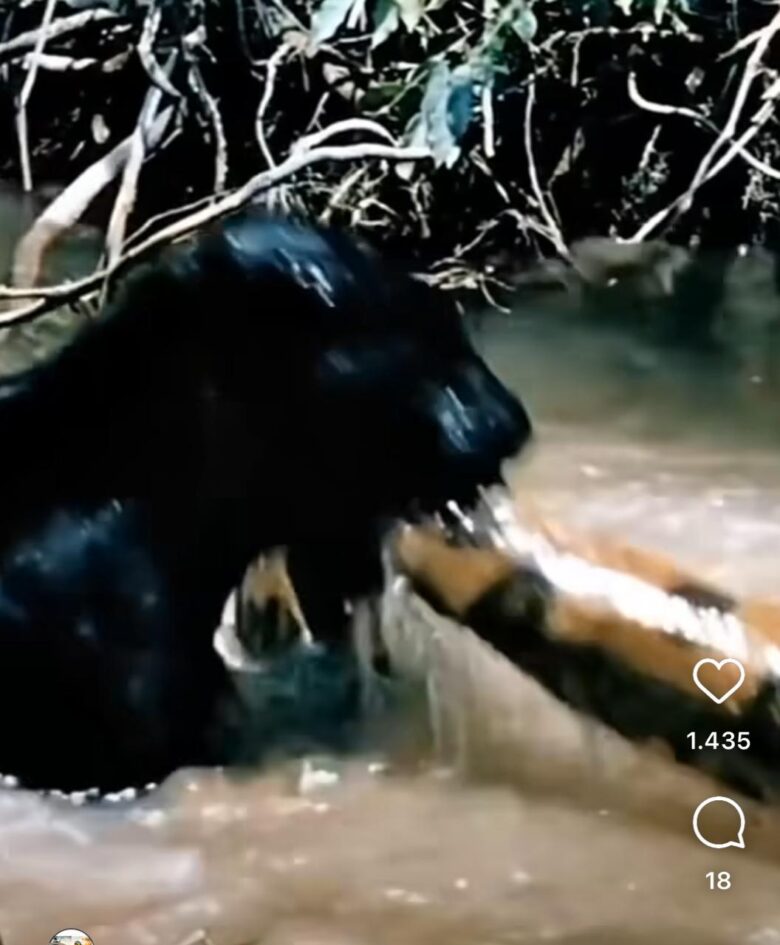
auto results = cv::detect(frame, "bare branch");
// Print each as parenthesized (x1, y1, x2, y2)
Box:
(502, 207, 566, 251)
(524, 78, 570, 260)
(481, 83, 495, 159)
(188, 65, 229, 193)
(105, 59, 177, 271)
(627, 71, 704, 124)
(719, 23, 774, 61)
(11, 105, 177, 290)
(0, 139, 432, 326)
(138, 3, 181, 99)
(292, 118, 398, 155)
(540, 24, 703, 51)
(0, 9, 118, 64)
(629, 9, 780, 242)
(124, 193, 222, 249)
(255, 42, 292, 168)
(16, 0, 58, 193)
(318, 165, 369, 223)
(627, 71, 780, 181)
(705, 84, 780, 180)
(22, 52, 98, 71)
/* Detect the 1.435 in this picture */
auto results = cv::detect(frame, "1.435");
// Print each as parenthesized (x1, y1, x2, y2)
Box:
(687, 732, 750, 751)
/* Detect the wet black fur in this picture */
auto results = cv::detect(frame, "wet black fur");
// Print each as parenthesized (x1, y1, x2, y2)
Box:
(0, 212, 530, 790)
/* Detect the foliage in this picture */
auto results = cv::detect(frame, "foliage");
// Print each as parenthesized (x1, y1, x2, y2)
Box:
(1, 0, 780, 286)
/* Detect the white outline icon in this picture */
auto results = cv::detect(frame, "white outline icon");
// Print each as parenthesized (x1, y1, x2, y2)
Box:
(692, 796, 746, 850)
(692, 657, 745, 704)
(49, 929, 94, 945)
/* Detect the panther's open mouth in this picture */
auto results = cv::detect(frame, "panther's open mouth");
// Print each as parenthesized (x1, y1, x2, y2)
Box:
(0, 775, 159, 806)
(406, 453, 514, 530)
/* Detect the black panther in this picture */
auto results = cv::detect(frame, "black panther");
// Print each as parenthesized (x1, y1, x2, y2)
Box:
(0, 212, 530, 791)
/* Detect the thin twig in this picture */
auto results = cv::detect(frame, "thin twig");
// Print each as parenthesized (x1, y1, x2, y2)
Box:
(255, 42, 291, 168)
(138, 3, 181, 99)
(22, 52, 98, 71)
(627, 71, 780, 182)
(104, 56, 177, 271)
(719, 23, 773, 61)
(523, 78, 570, 260)
(540, 23, 703, 52)
(15, 0, 58, 192)
(0, 9, 117, 64)
(627, 71, 705, 124)
(0, 140, 432, 326)
(319, 165, 370, 223)
(304, 91, 331, 133)
(503, 206, 565, 250)
(11, 105, 177, 290)
(705, 85, 780, 180)
(637, 124, 662, 175)
(188, 65, 229, 193)
(124, 192, 224, 249)
(481, 82, 495, 159)
(681, 8, 780, 192)
(293, 118, 398, 155)
(630, 9, 780, 241)
(452, 217, 501, 258)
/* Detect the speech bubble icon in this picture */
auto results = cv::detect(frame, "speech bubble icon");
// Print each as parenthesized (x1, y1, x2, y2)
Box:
(692, 796, 746, 850)
(692, 657, 745, 704)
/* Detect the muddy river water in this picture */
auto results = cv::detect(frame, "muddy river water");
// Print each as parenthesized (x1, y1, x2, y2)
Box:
(3, 214, 780, 944)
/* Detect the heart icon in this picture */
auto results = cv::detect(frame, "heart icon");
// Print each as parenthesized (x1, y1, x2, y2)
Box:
(692, 657, 746, 705)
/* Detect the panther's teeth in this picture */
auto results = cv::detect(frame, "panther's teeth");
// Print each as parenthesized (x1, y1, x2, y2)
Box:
(104, 787, 138, 803)
(25, 781, 154, 804)
(446, 500, 475, 534)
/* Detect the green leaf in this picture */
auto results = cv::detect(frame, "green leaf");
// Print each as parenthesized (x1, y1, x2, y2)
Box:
(421, 62, 458, 166)
(405, 61, 477, 169)
(447, 64, 477, 143)
(653, 0, 669, 23)
(346, 0, 367, 30)
(396, 0, 425, 31)
(311, 0, 357, 44)
(360, 80, 406, 110)
(371, 0, 401, 47)
(511, 4, 538, 43)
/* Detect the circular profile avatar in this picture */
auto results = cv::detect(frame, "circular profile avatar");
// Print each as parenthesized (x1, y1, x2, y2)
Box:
(49, 930, 94, 945)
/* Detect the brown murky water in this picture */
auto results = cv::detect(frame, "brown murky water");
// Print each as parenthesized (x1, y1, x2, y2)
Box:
(3, 203, 780, 944)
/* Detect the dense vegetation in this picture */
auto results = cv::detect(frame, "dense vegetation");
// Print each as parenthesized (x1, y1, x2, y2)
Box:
(0, 0, 779, 311)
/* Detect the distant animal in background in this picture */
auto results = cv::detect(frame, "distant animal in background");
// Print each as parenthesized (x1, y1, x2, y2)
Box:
(0, 212, 531, 791)
(565, 237, 743, 347)
(568, 236, 690, 299)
